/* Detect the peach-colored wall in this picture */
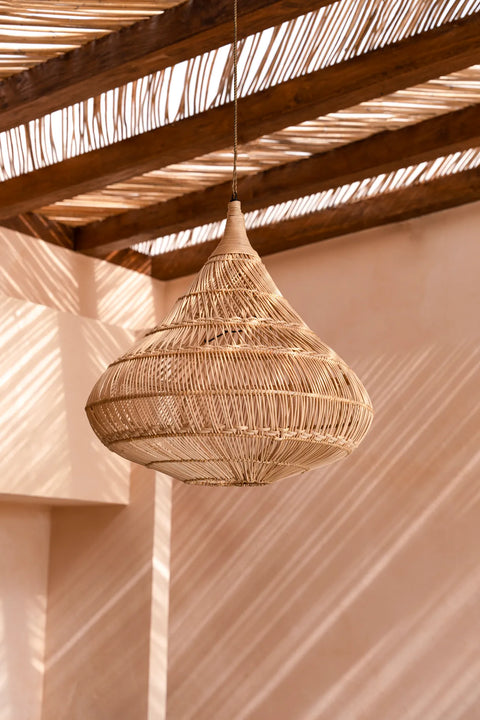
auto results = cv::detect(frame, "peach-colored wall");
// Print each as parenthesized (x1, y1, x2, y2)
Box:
(165, 202, 480, 719)
(148, 473, 172, 720)
(0, 504, 50, 720)
(0, 229, 170, 719)
(0, 227, 164, 330)
(42, 467, 171, 720)
(0, 228, 165, 504)
(0, 295, 134, 504)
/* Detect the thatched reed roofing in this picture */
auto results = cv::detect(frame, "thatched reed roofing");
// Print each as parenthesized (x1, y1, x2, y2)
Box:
(37, 65, 480, 224)
(134, 147, 480, 255)
(0, 1, 181, 76)
(2, 0, 479, 181)
(1, 0, 480, 277)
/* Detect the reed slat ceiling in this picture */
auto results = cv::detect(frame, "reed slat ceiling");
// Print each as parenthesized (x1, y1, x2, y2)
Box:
(0, 0, 479, 278)
(140, 146, 480, 256)
(2, 12, 479, 219)
(0, 0, 337, 132)
(149, 164, 480, 280)
(1, 0, 478, 180)
(0, 1, 179, 76)
(40, 66, 480, 225)
(73, 104, 480, 256)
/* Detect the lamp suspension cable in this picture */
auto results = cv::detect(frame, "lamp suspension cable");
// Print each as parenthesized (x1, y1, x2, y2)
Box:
(231, 0, 239, 201)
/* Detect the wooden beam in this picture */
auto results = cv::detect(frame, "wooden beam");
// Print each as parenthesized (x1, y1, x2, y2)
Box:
(0, 213, 74, 249)
(76, 103, 480, 256)
(1, 13, 479, 219)
(104, 248, 153, 275)
(0, 0, 338, 133)
(150, 167, 480, 280)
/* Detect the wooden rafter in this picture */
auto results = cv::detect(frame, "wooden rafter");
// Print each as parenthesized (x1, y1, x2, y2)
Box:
(0, 0, 338, 134)
(150, 167, 480, 280)
(75, 103, 480, 256)
(104, 248, 153, 275)
(0, 13, 479, 220)
(0, 213, 74, 249)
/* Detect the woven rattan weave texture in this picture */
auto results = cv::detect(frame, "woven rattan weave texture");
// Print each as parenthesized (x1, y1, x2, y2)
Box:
(86, 201, 373, 485)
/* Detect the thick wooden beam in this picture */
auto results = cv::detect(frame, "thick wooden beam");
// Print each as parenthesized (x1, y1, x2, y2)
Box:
(1, 13, 479, 220)
(76, 103, 480, 256)
(0, 213, 74, 249)
(150, 167, 480, 280)
(0, 0, 338, 133)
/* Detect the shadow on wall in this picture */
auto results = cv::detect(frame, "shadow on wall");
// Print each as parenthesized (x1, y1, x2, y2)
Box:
(41, 467, 170, 720)
(0, 295, 133, 502)
(0, 504, 49, 720)
(0, 230, 80, 316)
(167, 342, 480, 720)
(0, 225, 166, 503)
(0, 227, 164, 331)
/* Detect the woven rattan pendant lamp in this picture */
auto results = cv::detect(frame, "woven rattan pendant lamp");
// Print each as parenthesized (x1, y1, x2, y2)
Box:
(85, 2, 374, 486)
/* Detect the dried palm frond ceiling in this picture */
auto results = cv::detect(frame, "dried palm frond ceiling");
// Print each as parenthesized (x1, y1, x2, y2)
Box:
(0, 0, 479, 280)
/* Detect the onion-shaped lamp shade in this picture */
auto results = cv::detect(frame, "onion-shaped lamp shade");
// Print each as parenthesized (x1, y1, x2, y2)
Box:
(86, 201, 373, 486)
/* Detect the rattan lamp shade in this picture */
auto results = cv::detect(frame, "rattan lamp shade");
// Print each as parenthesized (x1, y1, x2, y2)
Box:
(86, 201, 373, 485)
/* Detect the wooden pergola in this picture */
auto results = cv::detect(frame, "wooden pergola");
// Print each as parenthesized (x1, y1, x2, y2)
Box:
(1, 0, 479, 280)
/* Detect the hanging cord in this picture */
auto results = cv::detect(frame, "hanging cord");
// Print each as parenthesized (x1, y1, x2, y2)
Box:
(231, 0, 239, 201)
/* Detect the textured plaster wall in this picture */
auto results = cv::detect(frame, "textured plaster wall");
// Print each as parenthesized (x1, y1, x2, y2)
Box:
(0, 229, 169, 719)
(0, 227, 164, 330)
(0, 294, 135, 504)
(0, 504, 50, 720)
(165, 201, 480, 720)
(0, 229, 165, 504)
(41, 467, 172, 720)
